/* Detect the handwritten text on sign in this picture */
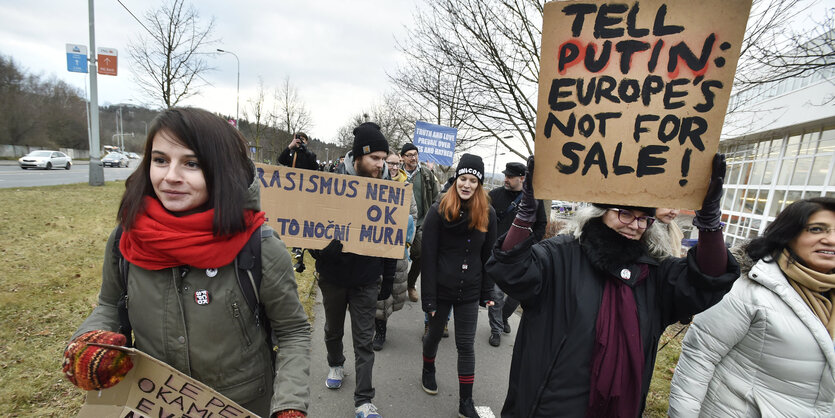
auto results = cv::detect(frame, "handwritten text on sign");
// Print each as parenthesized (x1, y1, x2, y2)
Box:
(534, 0, 751, 209)
(256, 164, 412, 259)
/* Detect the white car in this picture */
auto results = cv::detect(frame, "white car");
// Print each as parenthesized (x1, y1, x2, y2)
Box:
(18, 150, 72, 170)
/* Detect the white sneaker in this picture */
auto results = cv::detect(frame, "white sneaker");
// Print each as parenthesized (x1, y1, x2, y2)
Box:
(325, 366, 344, 389)
(355, 402, 382, 418)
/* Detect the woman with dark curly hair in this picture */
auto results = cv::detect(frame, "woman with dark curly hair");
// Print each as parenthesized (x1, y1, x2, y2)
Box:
(670, 197, 835, 416)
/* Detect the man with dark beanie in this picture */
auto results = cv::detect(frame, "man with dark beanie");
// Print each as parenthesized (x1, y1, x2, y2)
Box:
(400, 142, 440, 302)
(486, 155, 740, 417)
(313, 122, 397, 418)
(486, 162, 547, 347)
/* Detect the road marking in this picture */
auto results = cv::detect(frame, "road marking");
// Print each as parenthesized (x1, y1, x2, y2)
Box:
(476, 406, 495, 418)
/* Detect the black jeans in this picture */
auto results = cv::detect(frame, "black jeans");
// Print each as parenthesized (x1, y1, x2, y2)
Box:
(319, 279, 378, 407)
(422, 300, 478, 379)
(488, 284, 520, 332)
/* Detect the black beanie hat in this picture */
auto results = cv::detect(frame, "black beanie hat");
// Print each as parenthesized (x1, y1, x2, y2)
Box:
(593, 203, 656, 217)
(455, 153, 485, 184)
(352, 122, 389, 157)
(400, 143, 419, 156)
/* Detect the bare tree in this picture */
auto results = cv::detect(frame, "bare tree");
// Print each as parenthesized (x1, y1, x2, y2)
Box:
(272, 76, 312, 135)
(243, 77, 267, 160)
(128, 0, 216, 108)
(390, 0, 543, 160)
(334, 94, 417, 153)
(392, 0, 834, 158)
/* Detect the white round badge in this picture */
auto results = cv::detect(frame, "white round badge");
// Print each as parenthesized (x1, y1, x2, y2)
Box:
(206, 268, 218, 278)
(620, 268, 631, 280)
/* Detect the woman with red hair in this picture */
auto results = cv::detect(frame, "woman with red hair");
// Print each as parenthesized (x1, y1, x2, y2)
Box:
(419, 153, 497, 418)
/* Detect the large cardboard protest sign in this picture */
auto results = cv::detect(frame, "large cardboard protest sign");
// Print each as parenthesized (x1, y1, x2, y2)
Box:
(413, 121, 457, 166)
(77, 344, 256, 418)
(256, 164, 412, 259)
(534, 0, 751, 209)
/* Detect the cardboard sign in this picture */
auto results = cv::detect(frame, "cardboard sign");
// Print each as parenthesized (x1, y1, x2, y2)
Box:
(77, 344, 256, 418)
(412, 121, 457, 166)
(256, 164, 412, 259)
(534, 0, 751, 209)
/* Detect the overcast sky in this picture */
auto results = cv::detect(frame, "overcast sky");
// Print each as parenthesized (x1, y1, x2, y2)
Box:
(0, 0, 420, 144)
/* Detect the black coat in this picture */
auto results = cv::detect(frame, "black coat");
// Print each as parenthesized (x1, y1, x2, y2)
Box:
(485, 233, 739, 417)
(278, 146, 318, 170)
(421, 202, 497, 311)
(488, 187, 547, 240)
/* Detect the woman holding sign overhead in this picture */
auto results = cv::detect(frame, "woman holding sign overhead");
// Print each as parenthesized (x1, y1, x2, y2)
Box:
(485, 154, 739, 417)
(419, 153, 497, 418)
(61, 107, 311, 418)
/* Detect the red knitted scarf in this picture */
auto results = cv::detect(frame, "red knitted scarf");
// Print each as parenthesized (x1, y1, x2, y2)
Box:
(120, 196, 265, 270)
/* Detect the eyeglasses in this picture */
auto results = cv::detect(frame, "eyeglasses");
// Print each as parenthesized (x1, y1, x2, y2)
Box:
(386, 162, 401, 167)
(804, 225, 835, 235)
(403, 152, 418, 159)
(610, 209, 656, 229)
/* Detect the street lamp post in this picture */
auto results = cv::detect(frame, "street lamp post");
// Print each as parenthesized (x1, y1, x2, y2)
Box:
(492, 134, 513, 187)
(217, 49, 240, 128)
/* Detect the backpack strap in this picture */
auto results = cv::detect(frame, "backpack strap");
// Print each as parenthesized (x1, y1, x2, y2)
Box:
(236, 226, 264, 321)
(113, 225, 133, 347)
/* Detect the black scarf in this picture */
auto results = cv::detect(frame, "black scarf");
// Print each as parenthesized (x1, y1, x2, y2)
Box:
(580, 217, 646, 273)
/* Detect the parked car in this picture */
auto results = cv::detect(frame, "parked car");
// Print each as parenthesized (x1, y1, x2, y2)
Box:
(102, 152, 129, 168)
(127, 152, 141, 159)
(18, 150, 72, 170)
(551, 200, 574, 214)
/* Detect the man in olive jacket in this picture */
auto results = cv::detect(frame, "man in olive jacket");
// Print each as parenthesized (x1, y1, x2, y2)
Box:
(400, 142, 440, 302)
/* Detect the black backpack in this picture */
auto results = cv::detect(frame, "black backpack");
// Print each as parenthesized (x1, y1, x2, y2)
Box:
(113, 225, 277, 364)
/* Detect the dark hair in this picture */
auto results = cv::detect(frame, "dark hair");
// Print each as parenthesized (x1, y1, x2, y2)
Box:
(746, 197, 835, 262)
(118, 107, 254, 236)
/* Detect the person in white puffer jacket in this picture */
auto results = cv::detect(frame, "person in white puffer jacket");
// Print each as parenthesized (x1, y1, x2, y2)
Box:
(669, 197, 835, 417)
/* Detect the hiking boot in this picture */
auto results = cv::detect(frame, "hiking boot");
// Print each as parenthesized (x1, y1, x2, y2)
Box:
(421, 368, 438, 395)
(355, 402, 382, 418)
(502, 319, 511, 334)
(325, 366, 344, 389)
(489, 332, 501, 347)
(294, 261, 305, 273)
(408, 287, 419, 302)
(373, 319, 386, 351)
(458, 397, 478, 418)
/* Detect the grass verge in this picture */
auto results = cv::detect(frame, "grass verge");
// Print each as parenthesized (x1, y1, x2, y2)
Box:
(0, 182, 316, 416)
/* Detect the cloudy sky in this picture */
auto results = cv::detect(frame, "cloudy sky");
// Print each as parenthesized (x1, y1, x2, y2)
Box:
(0, 0, 421, 144)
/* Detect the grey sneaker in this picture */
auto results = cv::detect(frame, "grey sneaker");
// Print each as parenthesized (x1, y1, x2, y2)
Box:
(355, 402, 382, 418)
(326, 366, 344, 389)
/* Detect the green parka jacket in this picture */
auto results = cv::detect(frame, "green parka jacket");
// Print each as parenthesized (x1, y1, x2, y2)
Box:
(73, 177, 311, 416)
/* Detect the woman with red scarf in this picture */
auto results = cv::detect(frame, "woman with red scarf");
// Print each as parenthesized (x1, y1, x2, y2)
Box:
(62, 108, 311, 417)
(485, 155, 739, 417)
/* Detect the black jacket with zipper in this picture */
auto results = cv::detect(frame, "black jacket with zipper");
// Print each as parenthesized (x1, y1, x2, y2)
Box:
(421, 202, 497, 312)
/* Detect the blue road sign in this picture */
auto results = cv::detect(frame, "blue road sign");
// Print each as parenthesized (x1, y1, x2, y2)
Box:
(66, 44, 88, 73)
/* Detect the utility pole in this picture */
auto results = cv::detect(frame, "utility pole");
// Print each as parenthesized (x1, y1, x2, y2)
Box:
(87, 0, 104, 185)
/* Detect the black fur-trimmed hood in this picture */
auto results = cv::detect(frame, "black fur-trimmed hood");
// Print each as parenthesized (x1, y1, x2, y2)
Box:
(580, 217, 652, 273)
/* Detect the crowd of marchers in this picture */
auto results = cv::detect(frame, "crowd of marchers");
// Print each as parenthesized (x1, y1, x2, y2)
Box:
(61, 107, 835, 418)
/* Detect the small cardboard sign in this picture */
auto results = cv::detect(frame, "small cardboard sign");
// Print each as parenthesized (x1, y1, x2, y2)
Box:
(76, 344, 256, 418)
(533, 0, 751, 209)
(255, 163, 412, 259)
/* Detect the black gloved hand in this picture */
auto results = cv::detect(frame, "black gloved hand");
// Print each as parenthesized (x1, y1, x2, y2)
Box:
(693, 153, 726, 231)
(516, 155, 538, 223)
(319, 239, 343, 260)
(377, 279, 393, 301)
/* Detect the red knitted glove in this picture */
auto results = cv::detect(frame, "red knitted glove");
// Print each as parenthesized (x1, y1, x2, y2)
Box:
(273, 410, 306, 418)
(62, 330, 133, 391)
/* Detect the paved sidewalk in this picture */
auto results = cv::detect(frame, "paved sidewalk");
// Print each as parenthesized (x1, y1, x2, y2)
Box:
(307, 286, 518, 418)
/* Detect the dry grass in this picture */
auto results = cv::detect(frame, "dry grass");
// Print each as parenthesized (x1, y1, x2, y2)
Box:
(0, 182, 317, 416)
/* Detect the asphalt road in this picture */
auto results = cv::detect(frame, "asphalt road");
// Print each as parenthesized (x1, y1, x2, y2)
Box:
(0, 160, 138, 189)
(308, 286, 518, 418)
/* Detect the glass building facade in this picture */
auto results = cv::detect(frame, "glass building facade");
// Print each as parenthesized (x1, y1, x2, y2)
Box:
(717, 64, 835, 246)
